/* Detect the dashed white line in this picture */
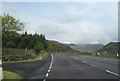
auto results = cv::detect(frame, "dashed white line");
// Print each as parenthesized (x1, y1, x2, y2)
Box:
(81, 60, 120, 77)
(48, 69, 50, 72)
(49, 66, 51, 69)
(91, 65, 96, 67)
(46, 73, 49, 77)
(82, 61, 86, 64)
(43, 79, 46, 81)
(50, 64, 52, 67)
(106, 70, 120, 77)
(44, 54, 54, 80)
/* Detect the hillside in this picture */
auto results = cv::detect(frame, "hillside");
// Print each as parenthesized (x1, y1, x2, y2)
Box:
(68, 44, 104, 52)
(47, 40, 104, 52)
(47, 40, 72, 51)
(96, 42, 119, 56)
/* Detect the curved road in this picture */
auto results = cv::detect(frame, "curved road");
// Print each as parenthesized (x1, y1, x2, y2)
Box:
(46, 53, 118, 79)
(3, 53, 119, 80)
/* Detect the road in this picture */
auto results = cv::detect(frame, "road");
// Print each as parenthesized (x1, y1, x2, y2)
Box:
(3, 53, 119, 80)
(3, 54, 51, 79)
(46, 53, 118, 79)
(70, 55, 119, 75)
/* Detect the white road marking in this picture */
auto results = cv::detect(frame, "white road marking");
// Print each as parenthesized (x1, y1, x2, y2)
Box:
(80, 60, 120, 77)
(91, 65, 96, 67)
(44, 54, 54, 79)
(46, 73, 49, 77)
(50, 64, 52, 67)
(48, 69, 50, 72)
(43, 79, 46, 81)
(82, 61, 86, 64)
(49, 66, 51, 69)
(106, 70, 120, 77)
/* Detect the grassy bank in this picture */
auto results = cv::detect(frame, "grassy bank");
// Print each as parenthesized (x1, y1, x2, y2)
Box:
(97, 55, 119, 60)
(3, 48, 34, 56)
(61, 52, 119, 60)
(3, 71, 23, 80)
(3, 53, 48, 63)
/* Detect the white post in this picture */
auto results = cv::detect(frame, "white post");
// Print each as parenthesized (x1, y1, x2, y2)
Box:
(0, 60, 3, 80)
(97, 52, 99, 56)
(117, 54, 119, 58)
(40, 54, 41, 60)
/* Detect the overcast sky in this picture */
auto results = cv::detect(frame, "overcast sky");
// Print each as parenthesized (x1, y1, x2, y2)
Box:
(2, 2, 118, 44)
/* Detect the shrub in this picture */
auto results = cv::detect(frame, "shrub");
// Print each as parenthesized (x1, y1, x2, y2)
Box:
(6, 41, 16, 48)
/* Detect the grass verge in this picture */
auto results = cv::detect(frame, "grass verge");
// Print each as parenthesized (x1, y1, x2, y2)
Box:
(2, 71, 23, 80)
(3, 53, 48, 63)
(63, 52, 119, 60)
(97, 55, 119, 60)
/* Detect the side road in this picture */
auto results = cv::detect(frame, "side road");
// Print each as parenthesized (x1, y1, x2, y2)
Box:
(3, 54, 51, 79)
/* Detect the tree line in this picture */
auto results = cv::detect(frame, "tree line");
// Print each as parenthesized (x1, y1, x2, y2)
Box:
(2, 13, 67, 54)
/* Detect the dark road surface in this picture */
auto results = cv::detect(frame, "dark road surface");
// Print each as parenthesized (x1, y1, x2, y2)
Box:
(47, 53, 118, 79)
(3, 53, 119, 80)
(70, 55, 119, 74)
(3, 54, 51, 79)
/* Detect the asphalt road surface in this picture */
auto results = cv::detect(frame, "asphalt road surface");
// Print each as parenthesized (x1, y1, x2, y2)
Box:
(3, 54, 51, 79)
(3, 53, 119, 80)
(46, 53, 118, 79)
(70, 55, 119, 75)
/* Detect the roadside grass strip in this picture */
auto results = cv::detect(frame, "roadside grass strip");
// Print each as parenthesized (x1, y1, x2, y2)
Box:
(3, 53, 48, 63)
(97, 55, 119, 60)
(3, 71, 23, 80)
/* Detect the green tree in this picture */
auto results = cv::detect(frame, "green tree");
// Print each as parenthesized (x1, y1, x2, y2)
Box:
(2, 13, 25, 34)
(34, 42, 44, 54)
(6, 41, 16, 48)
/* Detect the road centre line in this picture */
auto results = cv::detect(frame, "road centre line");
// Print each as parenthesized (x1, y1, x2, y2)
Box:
(44, 54, 54, 80)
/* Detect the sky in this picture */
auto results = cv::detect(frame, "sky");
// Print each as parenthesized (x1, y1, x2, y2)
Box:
(2, 2, 118, 44)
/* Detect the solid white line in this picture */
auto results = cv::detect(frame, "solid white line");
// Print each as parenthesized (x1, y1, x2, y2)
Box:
(46, 73, 49, 77)
(106, 70, 120, 77)
(51, 54, 53, 65)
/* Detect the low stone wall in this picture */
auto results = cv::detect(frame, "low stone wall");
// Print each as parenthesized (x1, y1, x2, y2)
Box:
(2, 55, 30, 61)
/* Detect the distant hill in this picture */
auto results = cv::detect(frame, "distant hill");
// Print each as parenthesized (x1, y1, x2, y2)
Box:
(47, 40, 104, 52)
(68, 44, 104, 52)
(47, 40, 72, 51)
(96, 42, 119, 56)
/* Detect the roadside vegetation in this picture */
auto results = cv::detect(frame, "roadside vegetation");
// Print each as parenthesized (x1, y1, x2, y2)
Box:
(3, 48, 34, 56)
(3, 53, 48, 63)
(3, 71, 23, 80)
(96, 55, 119, 60)
(2, 13, 67, 60)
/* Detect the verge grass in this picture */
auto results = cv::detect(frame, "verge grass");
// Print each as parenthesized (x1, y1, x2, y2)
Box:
(3, 70, 23, 80)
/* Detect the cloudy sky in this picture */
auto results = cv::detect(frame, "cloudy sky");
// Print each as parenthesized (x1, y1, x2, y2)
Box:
(2, 2, 118, 44)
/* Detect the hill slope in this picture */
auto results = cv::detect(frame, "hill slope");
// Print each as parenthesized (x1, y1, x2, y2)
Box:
(68, 44, 104, 52)
(96, 42, 118, 56)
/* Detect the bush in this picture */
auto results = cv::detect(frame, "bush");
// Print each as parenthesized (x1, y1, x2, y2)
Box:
(34, 42, 44, 54)
(6, 41, 16, 48)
